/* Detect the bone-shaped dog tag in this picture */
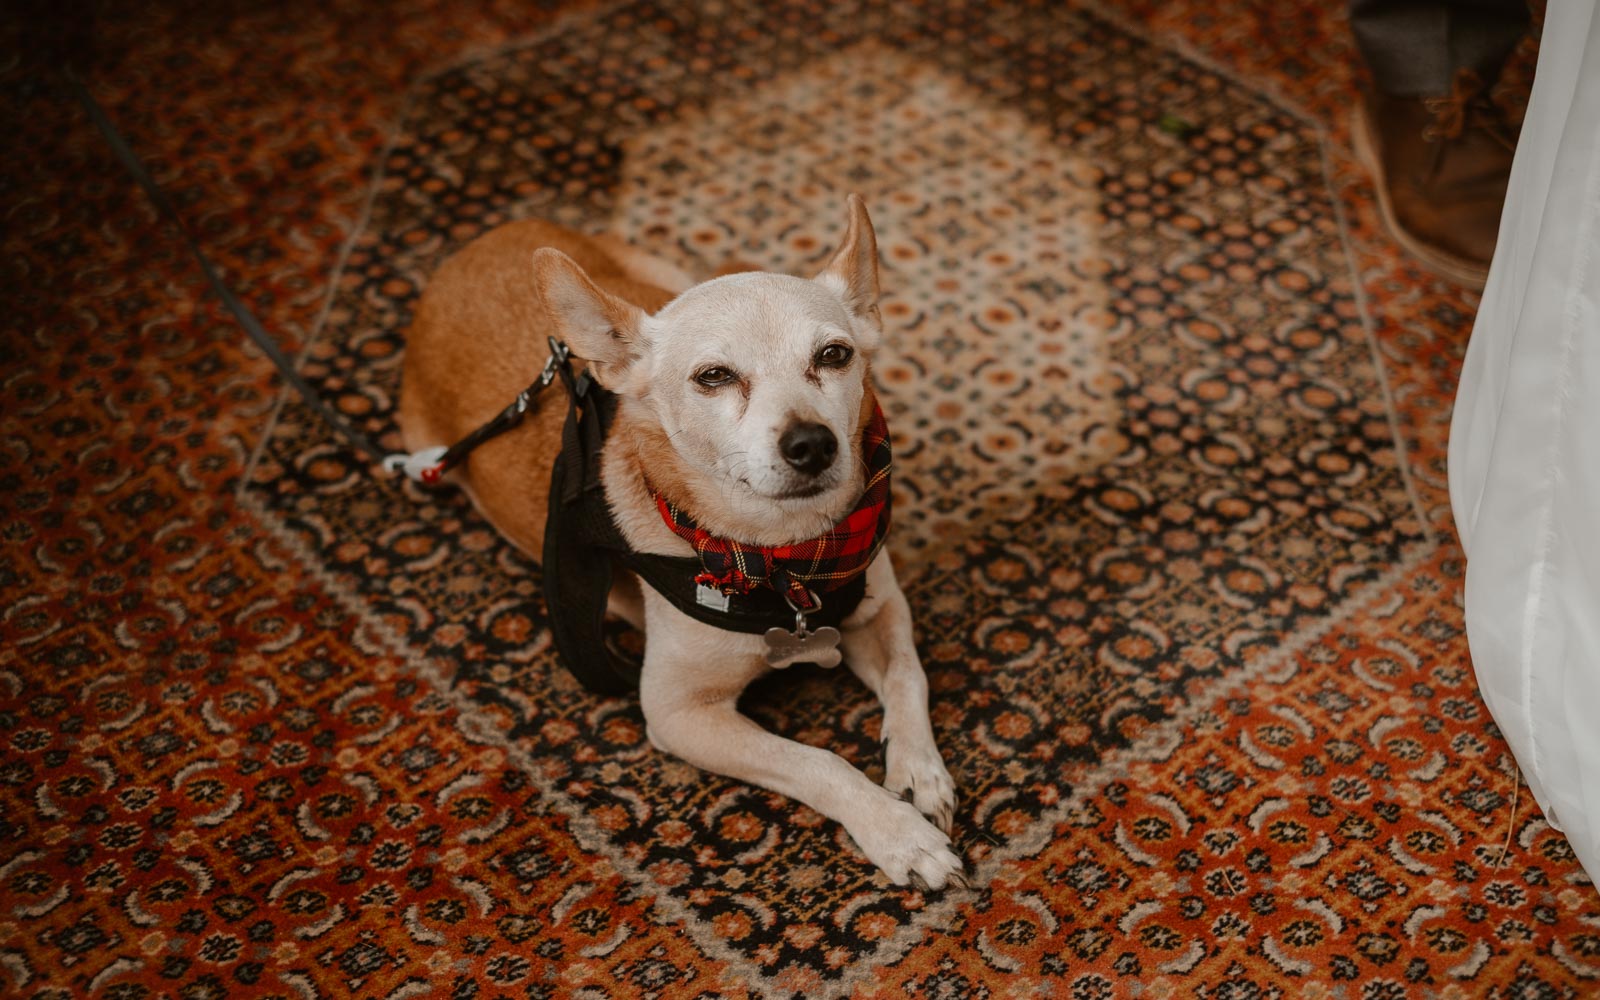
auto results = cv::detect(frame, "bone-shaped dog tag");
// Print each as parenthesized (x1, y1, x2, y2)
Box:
(764, 623, 842, 669)
(763, 592, 842, 669)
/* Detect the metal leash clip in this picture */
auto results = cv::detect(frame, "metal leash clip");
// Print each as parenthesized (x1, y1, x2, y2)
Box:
(538, 337, 570, 390)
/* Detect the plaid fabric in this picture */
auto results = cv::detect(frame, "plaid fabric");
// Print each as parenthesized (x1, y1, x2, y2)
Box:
(654, 405, 892, 611)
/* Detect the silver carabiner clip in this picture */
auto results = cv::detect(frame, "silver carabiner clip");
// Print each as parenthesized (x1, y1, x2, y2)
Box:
(538, 338, 571, 388)
(783, 588, 822, 635)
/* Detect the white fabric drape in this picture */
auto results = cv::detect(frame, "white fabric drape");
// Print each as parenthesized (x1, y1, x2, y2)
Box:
(1449, 0, 1600, 882)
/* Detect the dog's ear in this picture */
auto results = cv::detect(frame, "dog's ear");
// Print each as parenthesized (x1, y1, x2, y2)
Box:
(533, 248, 647, 390)
(815, 194, 882, 346)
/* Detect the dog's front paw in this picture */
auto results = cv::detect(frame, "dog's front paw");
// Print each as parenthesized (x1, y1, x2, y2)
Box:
(849, 794, 967, 890)
(884, 740, 957, 836)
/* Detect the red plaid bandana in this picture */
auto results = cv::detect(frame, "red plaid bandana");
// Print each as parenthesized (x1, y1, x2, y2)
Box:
(653, 405, 892, 611)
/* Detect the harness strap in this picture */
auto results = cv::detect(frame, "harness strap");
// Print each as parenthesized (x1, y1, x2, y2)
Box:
(542, 371, 634, 693)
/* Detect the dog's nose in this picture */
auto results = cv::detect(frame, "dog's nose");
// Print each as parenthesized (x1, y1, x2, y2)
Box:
(779, 422, 837, 476)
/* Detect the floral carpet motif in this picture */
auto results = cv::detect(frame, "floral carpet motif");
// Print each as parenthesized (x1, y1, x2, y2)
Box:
(2, 0, 1595, 997)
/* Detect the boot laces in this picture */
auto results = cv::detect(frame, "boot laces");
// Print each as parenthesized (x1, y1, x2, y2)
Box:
(1421, 68, 1514, 151)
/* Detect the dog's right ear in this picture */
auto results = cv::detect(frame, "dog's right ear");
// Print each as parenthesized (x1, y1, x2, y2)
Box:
(533, 248, 647, 390)
(815, 194, 882, 350)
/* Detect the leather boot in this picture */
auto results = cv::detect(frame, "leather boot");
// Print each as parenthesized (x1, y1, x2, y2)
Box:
(1352, 69, 1518, 289)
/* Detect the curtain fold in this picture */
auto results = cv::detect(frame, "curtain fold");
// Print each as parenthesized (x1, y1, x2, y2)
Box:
(1449, 0, 1600, 882)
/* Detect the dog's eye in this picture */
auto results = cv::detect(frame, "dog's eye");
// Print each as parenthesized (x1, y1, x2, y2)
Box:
(816, 344, 854, 368)
(694, 366, 737, 388)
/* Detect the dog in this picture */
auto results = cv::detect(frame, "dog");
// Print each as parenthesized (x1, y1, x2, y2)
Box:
(398, 196, 963, 889)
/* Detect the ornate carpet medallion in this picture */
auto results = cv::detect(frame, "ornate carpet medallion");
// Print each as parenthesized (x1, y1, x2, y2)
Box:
(246, 0, 1431, 986)
(611, 42, 1117, 548)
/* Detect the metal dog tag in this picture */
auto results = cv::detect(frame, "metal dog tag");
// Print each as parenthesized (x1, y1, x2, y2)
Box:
(763, 591, 842, 669)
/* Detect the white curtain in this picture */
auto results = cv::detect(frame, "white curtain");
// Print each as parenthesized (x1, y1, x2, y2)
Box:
(1450, 0, 1600, 882)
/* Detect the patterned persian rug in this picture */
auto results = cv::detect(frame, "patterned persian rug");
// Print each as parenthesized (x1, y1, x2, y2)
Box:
(4, 0, 1595, 997)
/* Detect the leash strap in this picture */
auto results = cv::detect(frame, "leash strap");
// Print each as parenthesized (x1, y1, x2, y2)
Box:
(68, 68, 568, 483)
(383, 339, 572, 484)
(66, 69, 391, 465)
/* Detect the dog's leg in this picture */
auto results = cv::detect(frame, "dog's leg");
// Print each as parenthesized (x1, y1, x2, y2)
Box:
(639, 617, 965, 889)
(842, 555, 957, 835)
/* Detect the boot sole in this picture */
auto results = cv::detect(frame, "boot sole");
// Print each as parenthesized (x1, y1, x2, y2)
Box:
(1350, 103, 1489, 290)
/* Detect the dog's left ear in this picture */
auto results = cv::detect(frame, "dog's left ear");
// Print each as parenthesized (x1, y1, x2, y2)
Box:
(815, 194, 882, 348)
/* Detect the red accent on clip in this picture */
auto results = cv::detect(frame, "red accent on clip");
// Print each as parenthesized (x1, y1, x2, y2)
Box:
(420, 465, 443, 486)
(695, 570, 752, 595)
(786, 583, 818, 611)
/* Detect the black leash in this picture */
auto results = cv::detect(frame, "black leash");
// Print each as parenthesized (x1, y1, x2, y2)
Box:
(67, 67, 562, 479)
(380, 339, 574, 484)
(65, 68, 394, 464)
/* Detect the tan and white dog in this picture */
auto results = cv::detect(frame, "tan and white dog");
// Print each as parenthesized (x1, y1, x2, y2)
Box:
(399, 196, 963, 889)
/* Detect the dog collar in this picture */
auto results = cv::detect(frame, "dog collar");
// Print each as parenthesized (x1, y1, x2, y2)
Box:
(650, 404, 893, 612)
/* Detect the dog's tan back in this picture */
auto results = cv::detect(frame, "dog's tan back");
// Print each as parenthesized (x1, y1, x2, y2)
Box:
(398, 221, 684, 559)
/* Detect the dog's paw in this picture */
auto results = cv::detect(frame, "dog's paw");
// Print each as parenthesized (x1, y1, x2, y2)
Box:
(884, 740, 957, 836)
(849, 794, 967, 890)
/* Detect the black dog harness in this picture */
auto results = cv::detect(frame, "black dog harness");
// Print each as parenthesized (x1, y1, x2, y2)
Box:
(542, 369, 869, 694)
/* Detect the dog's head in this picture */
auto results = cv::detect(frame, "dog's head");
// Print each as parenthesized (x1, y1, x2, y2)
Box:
(535, 195, 883, 544)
